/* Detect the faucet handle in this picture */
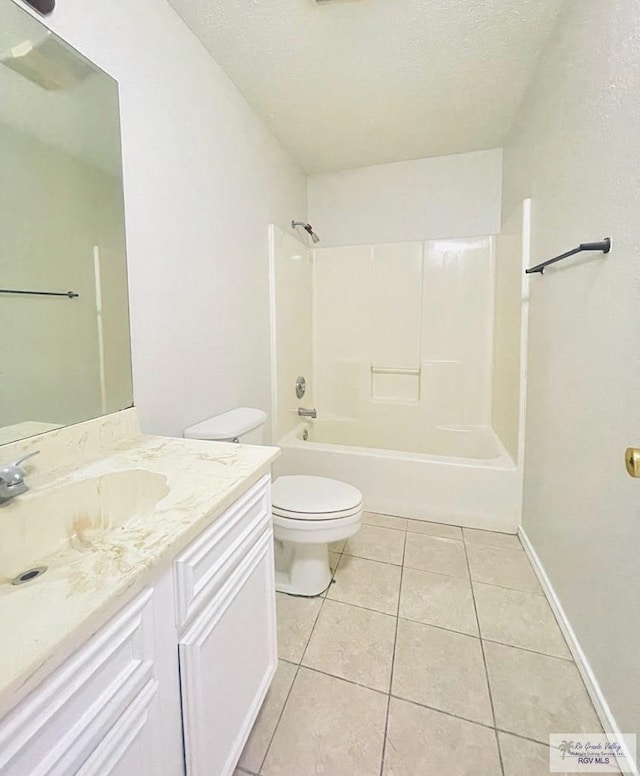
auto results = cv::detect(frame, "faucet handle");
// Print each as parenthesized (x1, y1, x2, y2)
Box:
(12, 450, 40, 469)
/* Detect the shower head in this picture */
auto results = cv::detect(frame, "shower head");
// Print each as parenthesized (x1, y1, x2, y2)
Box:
(292, 220, 320, 244)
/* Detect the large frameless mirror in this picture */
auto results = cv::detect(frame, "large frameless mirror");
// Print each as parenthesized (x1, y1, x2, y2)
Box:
(0, 0, 133, 445)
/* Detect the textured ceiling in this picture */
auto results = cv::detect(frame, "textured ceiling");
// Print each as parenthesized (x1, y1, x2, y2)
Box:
(168, 0, 564, 173)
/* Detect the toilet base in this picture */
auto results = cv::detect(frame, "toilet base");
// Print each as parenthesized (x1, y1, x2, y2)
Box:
(274, 539, 332, 597)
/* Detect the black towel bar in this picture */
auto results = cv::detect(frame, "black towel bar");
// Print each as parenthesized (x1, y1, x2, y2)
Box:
(0, 289, 79, 299)
(525, 238, 611, 275)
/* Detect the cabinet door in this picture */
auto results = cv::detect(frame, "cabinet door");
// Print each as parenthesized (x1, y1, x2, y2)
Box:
(179, 528, 277, 776)
(0, 576, 183, 776)
(75, 680, 166, 776)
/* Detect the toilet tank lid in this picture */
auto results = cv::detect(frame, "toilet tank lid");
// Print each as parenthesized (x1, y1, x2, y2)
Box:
(183, 408, 267, 441)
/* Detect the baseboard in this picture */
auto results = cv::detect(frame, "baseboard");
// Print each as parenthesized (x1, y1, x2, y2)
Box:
(518, 527, 638, 776)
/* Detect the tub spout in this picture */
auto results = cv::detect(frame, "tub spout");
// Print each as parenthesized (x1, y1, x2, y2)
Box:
(298, 407, 317, 419)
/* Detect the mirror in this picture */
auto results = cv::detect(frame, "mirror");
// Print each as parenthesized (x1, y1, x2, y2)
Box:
(0, 0, 133, 446)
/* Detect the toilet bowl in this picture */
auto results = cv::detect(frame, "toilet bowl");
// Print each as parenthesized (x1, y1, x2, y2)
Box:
(184, 408, 363, 597)
(272, 475, 363, 596)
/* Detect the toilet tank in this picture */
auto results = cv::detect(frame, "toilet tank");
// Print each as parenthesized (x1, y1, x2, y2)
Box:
(183, 408, 268, 445)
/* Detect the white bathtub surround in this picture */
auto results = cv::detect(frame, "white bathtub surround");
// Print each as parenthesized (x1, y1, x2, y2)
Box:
(503, 0, 640, 759)
(0, 409, 278, 716)
(492, 200, 531, 464)
(270, 234, 523, 530)
(312, 237, 495, 433)
(268, 225, 313, 442)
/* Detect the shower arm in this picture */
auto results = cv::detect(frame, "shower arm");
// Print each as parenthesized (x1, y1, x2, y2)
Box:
(291, 220, 320, 243)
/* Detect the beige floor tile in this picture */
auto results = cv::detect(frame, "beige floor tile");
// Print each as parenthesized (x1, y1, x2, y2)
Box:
(498, 732, 574, 776)
(392, 619, 493, 725)
(474, 582, 570, 658)
(237, 660, 297, 773)
(485, 641, 601, 743)
(345, 524, 406, 565)
(383, 698, 501, 776)
(262, 667, 387, 776)
(363, 512, 408, 531)
(275, 593, 322, 663)
(404, 532, 469, 578)
(327, 554, 402, 614)
(463, 527, 522, 550)
(407, 519, 463, 540)
(302, 600, 396, 691)
(467, 543, 540, 592)
(322, 552, 342, 598)
(399, 567, 478, 635)
(330, 538, 347, 552)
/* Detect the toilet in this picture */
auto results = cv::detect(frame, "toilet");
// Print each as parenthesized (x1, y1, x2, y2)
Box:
(184, 408, 363, 597)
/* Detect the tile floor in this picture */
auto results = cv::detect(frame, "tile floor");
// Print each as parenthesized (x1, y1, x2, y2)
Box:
(235, 513, 612, 776)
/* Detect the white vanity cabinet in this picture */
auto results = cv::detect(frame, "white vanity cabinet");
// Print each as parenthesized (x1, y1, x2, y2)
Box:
(0, 577, 184, 776)
(0, 474, 277, 776)
(175, 475, 277, 776)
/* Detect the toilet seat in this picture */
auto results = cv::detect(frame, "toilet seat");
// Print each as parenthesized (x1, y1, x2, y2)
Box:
(272, 503, 362, 521)
(271, 475, 363, 595)
(271, 475, 362, 520)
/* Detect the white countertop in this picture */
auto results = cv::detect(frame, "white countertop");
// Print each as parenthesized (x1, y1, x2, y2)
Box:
(0, 432, 279, 716)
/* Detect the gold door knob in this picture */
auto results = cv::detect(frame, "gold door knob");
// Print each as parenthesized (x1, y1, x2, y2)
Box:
(625, 448, 640, 478)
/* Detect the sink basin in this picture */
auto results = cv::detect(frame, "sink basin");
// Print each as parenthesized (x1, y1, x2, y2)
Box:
(0, 470, 169, 579)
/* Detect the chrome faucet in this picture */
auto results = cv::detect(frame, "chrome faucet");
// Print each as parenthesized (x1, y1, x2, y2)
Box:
(0, 451, 40, 503)
(297, 407, 317, 419)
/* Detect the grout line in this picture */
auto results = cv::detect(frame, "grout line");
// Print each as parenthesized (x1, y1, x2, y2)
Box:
(406, 528, 464, 539)
(471, 576, 545, 597)
(395, 613, 573, 663)
(322, 597, 398, 620)
(256, 660, 301, 774)
(297, 591, 327, 667)
(362, 521, 407, 533)
(364, 512, 521, 542)
(494, 727, 562, 749)
(342, 550, 404, 567)
(389, 693, 498, 733)
(480, 636, 573, 663)
(259, 587, 331, 774)
(379, 528, 407, 776)
(297, 664, 391, 698)
(281, 591, 573, 664)
(461, 534, 505, 776)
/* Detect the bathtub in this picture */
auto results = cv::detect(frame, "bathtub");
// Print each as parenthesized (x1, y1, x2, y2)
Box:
(274, 420, 522, 532)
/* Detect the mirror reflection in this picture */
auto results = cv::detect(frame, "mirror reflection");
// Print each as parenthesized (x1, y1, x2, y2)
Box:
(0, 0, 133, 445)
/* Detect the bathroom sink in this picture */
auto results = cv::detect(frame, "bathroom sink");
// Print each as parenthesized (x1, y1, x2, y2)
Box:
(0, 470, 169, 580)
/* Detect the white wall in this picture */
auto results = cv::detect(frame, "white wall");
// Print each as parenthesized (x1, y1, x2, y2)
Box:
(14, 0, 307, 437)
(307, 149, 502, 247)
(503, 0, 640, 748)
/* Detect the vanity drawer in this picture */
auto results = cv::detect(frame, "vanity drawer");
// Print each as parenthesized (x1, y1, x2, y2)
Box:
(174, 475, 271, 631)
(0, 589, 157, 776)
